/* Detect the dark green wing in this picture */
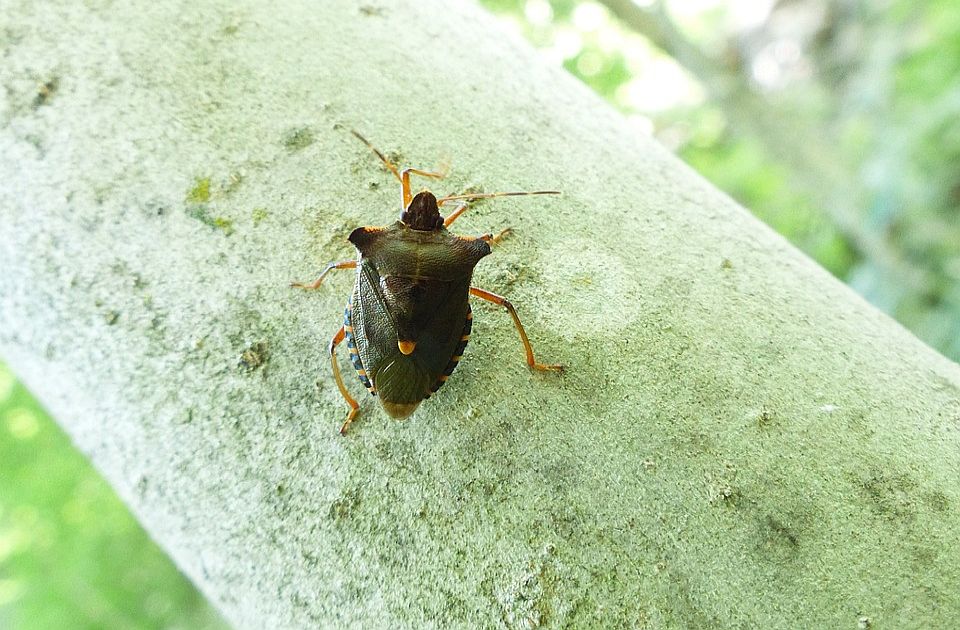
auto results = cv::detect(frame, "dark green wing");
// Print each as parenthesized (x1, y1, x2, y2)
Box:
(352, 260, 470, 405)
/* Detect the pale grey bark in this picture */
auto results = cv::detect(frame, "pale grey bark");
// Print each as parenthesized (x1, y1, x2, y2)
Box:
(1, 1, 959, 628)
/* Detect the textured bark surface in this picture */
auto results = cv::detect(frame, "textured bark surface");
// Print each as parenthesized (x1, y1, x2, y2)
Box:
(2, 1, 960, 628)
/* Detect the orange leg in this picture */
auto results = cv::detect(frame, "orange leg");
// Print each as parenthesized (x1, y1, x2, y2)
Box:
(480, 228, 513, 245)
(445, 202, 512, 244)
(400, 167, 445, 209)
(290, 260, 356, 290)
(329, 326, 360, 435)
(469, 287, 563, 372)
(443, 202, 470, 227)
(350, 131, 446, 209)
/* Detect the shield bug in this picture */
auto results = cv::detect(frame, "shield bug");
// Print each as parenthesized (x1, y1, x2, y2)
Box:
(292, 131, 563, 434)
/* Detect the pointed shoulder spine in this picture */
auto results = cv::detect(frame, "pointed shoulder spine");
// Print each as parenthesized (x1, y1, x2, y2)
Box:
(348, 226, 386, 252)
(452, 234, 492, 264)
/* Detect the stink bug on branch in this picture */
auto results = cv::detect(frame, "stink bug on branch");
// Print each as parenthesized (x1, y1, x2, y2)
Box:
(292, 131, 563, 434)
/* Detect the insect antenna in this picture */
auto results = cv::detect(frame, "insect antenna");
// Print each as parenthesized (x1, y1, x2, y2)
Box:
(436, 190, 560, 206)
(352, 130, 447, 209)
(351, 130, 402, 183)
(438, 190, 560, 228)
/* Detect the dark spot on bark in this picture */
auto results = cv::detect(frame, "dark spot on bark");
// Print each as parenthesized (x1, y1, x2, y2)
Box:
(764, 515, 799, 547)
(186, 204, 234, 235)
(144, 199, 168, 217)
(32, 77, 59, 108)
(755, 514, 801, 564)
(239, 340, 269, 370)
(757, 407, 775, 428)
(858, 471, 917, 521)
(329, 489, 360, 521)
(921, 489, 949, 513)
(283, 126, 315, 151)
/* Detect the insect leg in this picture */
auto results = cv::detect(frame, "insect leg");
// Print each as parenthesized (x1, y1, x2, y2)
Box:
(469, 287, 564, 372)
(442, 202, 469, 227)
(400, 167, 445, 209)
(290, 260, 356, 290)
(442, 206, 522, 241)
(329, 326, 361, 434)
(480, 228, 513, 245)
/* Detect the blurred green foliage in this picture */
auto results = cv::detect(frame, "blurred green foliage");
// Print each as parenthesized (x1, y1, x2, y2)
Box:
(483, 0, 960, 361)
(3, 1, 960, 625)
(0, 363, 227, 630)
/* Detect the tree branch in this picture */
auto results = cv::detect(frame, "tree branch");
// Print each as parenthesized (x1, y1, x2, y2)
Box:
(2, 0, 959, 627)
